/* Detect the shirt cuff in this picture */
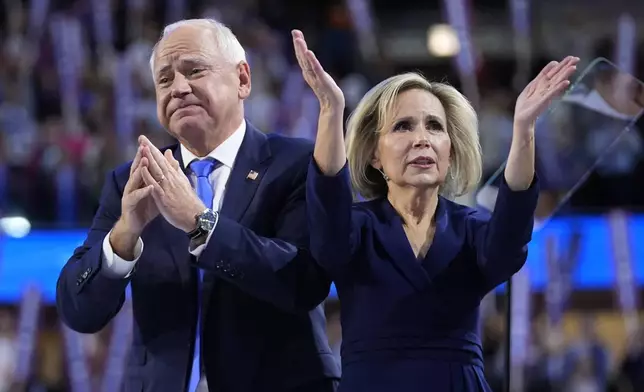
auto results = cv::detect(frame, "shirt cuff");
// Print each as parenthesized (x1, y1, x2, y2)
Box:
(189, 228, 215, 258)
(101, 229, 143, 278)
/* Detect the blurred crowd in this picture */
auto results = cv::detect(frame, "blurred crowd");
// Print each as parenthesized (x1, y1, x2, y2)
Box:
(3, 0, 644, 226)
(0, 0, 374, 226)
(0, 304, 643, 392)
(479, 313, 644, 392)
(0, 0, 643, 391)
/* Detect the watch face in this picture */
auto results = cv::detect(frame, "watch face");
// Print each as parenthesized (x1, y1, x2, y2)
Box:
(198, 210, 217, 231)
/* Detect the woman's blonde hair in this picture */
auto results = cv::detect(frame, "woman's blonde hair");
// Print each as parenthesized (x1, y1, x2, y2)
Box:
(346, 72, 482, 200)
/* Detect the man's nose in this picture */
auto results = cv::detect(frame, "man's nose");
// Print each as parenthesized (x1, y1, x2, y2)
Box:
(171, 74, 191, 98)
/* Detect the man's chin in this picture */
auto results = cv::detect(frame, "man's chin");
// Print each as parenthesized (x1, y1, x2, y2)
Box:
(170, 117, 208, 138)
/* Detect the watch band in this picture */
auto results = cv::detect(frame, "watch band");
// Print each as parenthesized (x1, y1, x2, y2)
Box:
(187, 226, 206, 241)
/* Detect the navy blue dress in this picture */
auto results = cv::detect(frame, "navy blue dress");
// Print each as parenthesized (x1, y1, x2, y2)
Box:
(307, 161, 539, 392)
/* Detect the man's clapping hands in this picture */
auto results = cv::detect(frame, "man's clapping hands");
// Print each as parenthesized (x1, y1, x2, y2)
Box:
(109, 136, 206, 260)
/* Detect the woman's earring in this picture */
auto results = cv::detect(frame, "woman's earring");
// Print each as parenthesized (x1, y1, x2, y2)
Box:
(378, 168, 389, 182)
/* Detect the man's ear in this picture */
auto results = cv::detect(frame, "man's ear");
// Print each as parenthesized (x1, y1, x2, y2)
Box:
(238, 61, 251, 100)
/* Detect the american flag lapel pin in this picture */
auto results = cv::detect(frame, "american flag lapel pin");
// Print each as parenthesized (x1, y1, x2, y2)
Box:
(246, 170, 259, 180)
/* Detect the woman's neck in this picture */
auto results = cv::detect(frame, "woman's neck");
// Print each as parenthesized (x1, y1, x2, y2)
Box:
(387, 185, 439, 226)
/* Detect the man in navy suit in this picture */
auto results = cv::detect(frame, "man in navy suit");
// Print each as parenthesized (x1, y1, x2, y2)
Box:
(56, 18, 340, 392)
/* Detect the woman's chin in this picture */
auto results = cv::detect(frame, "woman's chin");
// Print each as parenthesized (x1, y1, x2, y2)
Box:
(405, 173, 443, 188)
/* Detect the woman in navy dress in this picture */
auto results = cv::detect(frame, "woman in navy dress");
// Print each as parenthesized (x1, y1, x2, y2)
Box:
(292, 30, 579, 391)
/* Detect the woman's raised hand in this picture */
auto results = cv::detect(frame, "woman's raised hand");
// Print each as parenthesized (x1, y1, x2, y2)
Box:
(292, 30, 345, 112)
(514, 56, 580, 131)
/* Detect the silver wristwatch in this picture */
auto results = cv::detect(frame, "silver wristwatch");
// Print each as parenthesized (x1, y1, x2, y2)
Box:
(187, 208, 218, 241)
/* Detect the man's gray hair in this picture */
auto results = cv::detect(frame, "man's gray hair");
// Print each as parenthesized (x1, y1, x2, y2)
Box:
(149, 18, 247, 81)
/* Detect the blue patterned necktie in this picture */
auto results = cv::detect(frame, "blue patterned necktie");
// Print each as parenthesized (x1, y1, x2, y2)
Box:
(187, 158, 217, 392)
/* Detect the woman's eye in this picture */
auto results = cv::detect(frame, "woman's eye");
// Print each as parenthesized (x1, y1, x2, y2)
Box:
(393, 121, 411, 131)
(427, 120, 444, 131)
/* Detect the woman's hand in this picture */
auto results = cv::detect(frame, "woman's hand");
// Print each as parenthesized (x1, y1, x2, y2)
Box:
(504, 57, 579, 191)
(292, 30, 346, 175)
(292, 30, 345, 112)
(514, 56, 580, 134)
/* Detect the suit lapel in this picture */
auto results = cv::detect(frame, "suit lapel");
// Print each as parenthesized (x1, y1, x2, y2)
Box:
(220, 122, 271, 222)
(151, 145, 194, 285)
(158, 217, 193, 284)
(155, 125, 272, 284)
(420, 198, 463, 280)
(375, 200, 431, 292)
(202, 123, 270, 333)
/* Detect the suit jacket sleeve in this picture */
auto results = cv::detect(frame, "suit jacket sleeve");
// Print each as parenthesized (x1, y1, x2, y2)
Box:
(195, 155, 331, 313)
(305, 159, 361, 275)
(56, 170, 130, 334)
(472, 175, 540, 292)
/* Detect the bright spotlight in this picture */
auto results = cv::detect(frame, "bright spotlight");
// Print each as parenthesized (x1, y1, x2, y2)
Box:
(0, 216, 32, 238)
(426, 24, 460, 57)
